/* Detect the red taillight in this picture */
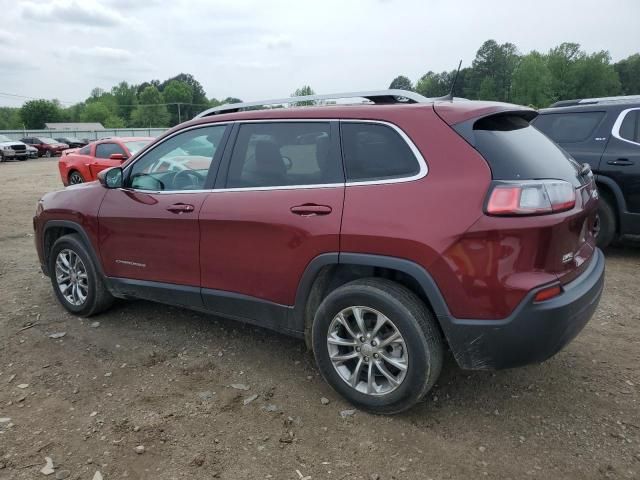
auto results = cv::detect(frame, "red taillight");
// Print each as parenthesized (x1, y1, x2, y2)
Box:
(533, 284, 563, 302)
(486, 180, 576, 216)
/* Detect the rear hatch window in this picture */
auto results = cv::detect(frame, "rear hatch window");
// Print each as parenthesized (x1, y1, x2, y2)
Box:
(455, 113, 587, 187)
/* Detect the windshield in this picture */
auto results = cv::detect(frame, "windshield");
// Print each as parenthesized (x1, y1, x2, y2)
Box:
(40, 138, 60, 145)
(0, 134, 11, 142)
(124, 140, 151, 154)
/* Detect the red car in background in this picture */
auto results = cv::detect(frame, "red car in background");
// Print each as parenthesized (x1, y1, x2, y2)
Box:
(21, 136, 69, 157)
(58, 137, 153, 185)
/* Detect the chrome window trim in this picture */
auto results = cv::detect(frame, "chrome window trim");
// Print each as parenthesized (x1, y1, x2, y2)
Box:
(124, 119, 427, 194)
(611, 107, 640, 147)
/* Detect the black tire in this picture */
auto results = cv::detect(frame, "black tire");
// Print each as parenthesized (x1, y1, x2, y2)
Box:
(595, 197, 616, 249)
(18, 156, 27, 161)
(312, 278, 443, 414)
(49, 234, 114, 316)
(68, 171, 85, 184)
(45, 150, 52, 158)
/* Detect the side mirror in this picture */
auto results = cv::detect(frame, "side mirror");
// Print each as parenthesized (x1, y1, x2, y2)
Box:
(109, 153, 127, 162)
(98, 167, 123, 189)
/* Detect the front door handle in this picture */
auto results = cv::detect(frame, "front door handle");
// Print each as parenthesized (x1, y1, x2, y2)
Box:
(290, 204, 332, 216)
(607, 158, 634, 166)
(167, 203, 195, 214)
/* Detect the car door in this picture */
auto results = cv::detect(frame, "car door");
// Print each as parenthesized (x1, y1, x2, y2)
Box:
(91, 142, 128, 179)
(199, 120, 344, 316)
(98, 124, 230, 303)
(600, 107, 640, 218)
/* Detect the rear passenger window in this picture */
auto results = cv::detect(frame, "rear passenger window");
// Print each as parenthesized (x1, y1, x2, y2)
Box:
(619, 110, 640, 143)
(226, 122, 341, 188)
(533, 112, 605, 143)
(78, 145, 90, 155)
(341, 122, 420, 182)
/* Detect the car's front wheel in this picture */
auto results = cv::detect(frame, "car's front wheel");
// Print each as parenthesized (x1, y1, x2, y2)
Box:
(312, 278, 443, 414)
(49, 234, 114, 316)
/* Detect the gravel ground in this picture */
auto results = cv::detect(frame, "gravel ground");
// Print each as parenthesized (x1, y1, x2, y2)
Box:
(0, 158, 639, 480)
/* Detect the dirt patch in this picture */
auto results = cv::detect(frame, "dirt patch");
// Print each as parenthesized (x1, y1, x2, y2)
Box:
(0, 159, 638, 479)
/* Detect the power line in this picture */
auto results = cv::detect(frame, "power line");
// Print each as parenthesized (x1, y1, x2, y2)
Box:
(0, 91, 77, 105)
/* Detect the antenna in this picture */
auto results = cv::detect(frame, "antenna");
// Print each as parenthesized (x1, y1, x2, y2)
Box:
(435, 60, 462, 102)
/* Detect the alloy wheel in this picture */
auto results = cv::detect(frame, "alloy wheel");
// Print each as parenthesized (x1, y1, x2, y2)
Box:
(327, 306, 408, 396)
(69, 172, 84, 184)
(55, 249, 89, 306)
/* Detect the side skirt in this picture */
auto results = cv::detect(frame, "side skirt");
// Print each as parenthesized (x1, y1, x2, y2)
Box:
(105, 277, 301, 338)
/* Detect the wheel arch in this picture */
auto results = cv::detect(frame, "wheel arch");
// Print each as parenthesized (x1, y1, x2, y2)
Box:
(293, 253, 450, 350)
(42, 220, 103, 276)
(595, 175, 627, 233)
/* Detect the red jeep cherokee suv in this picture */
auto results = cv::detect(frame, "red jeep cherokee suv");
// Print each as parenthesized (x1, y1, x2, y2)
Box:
(33, 90, 605, 413)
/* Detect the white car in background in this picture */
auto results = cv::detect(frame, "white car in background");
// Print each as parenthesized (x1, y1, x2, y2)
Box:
(0, 134, 29, 162)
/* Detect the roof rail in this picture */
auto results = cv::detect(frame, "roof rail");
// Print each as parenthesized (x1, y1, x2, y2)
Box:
(195, 89, 431, 118)
(549, 94, 640, 108)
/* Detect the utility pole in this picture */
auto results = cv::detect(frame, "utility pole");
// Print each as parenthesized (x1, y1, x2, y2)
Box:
(177, 103, 181, 123)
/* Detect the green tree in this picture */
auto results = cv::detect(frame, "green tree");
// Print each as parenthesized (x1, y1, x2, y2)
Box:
(163, 80, 193, 125)
(477, 77, 498, 100)
(19, 99, 61, 129)
(160, 73, 208, 120)
(0, 107, 23, 129)
(291, 86, 315, 106)
(130, 86, 170, 127)
(222, 97, 242, 104)
(546, 42, 583, 101)
(388, 75, 413, 91)
(465, 40, 520, 101)
(81, 102, 124, 128)
(572, 51, 620, 98)
(111, 81, 138, 124)
(615, 54, 640, 95)
(415, 71, 451, 97)
(511, 51, 553, 107)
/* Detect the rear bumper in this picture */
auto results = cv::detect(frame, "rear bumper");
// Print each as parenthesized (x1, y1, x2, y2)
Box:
(439, 248, 605, 370)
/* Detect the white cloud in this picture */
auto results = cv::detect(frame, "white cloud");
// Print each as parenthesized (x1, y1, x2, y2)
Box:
(0, 29, 15, 45)
(263, 34, 292, 50)
(67, 46, 134, 62)
(21, 0, 124, 27)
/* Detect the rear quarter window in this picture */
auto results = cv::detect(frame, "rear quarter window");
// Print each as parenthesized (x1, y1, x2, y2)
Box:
(341, 122, 420, 182)
(533, 111, 605, 143)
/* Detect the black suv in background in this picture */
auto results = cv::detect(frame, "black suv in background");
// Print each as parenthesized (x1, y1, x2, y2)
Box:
(533, 96, 640, 248)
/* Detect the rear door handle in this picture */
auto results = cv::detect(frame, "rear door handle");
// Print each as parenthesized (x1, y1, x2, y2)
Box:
(167, 203, 195, 213)
(607, 158, 634, 166)
(290, 204, 332, 216)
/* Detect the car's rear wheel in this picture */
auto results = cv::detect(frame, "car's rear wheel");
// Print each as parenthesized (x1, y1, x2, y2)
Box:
(45, 150, 52, 158)
(49, 234, 114, 316)
(312, 278, 443, 414)
(68, 171, 84, 185)
(594, 197, 616, 249)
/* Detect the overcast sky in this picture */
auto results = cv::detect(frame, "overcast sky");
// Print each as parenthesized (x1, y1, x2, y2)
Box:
(0, 0, 638, 108)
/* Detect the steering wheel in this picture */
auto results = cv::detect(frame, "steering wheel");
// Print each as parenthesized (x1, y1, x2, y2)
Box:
(173, 169, 205, 189)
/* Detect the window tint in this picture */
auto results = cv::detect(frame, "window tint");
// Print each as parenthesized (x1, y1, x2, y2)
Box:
(95, 143, 126, 159)
(226, 122, 341, 188)
(78, 145, 91, 155)
(464, 114, 583, 187)
(619, 110, 640, 143)
(128, 125, 225, 191)
(341, 122, 419, 182)
(533, 111, 605, 143)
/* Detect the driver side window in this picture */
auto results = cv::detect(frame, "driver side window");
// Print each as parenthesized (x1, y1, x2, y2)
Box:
(128, 125, 226, 191)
